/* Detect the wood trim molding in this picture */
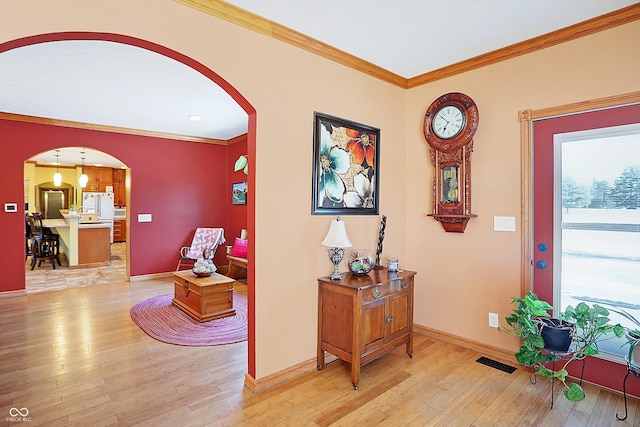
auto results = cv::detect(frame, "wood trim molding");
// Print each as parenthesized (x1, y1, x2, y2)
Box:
(243, 357, 321, 393)
(173, 0, 406, 87)
(408, 4, 640, 88)
(519, 109, 532, 299)
(0, 111, 230, 145)
(129, 272, 173, 282)
(413, 324, 515, 365)
(175, 1, 640, 88)
(528, 90, 640, 120)
(518, 91, 640, 298)
(243, 324, 514, 393)
(0, 289, 26, 299)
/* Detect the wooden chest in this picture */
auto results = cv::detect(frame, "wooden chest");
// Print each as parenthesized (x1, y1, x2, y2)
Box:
(172, 270, 236, 322)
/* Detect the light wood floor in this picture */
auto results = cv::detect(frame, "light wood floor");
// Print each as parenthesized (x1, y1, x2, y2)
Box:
(0, 279, 638, 426)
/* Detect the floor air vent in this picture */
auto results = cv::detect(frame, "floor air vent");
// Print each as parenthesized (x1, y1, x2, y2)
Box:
(476, 356, 517, 374)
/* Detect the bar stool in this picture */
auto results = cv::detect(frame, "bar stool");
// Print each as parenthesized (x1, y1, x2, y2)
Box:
(27, 213, 61, 270)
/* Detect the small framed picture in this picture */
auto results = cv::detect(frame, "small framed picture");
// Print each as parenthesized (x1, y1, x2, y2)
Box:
(232, 182, 247, 205)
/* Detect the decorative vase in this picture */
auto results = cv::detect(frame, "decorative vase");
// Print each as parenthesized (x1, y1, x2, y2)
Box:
(193, 258, 216, 277)
(539, 317, 575, 353)
(346, 249, 374, 275)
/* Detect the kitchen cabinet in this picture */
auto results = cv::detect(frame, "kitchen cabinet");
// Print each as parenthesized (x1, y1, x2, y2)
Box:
(113, 219, 126, 242)
(78, 227, 111, 266)
(317, 268, 416, 389)
(112, 169, 126, 206)
(84, 166, 113, 192)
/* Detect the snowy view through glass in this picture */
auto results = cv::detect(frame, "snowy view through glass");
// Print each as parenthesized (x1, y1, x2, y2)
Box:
(560, 129, 640, 358)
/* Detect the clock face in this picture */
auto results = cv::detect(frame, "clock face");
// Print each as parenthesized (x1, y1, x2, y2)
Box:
(432, 105, 465, 139)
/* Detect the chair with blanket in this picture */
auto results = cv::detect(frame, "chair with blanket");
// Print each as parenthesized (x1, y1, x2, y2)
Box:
(226, 229, 248, 279)
(176, 228, 225, 271)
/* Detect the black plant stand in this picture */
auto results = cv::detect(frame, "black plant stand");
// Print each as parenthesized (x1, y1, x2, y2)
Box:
(616, 359, 640, 421)
(531, 347, 586, 409)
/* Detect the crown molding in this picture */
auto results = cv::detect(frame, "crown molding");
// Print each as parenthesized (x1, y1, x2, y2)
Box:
(173, 0, 407, 87)
(175, 1, 640, 89)
(408, 3, 640, 88)
(0, 111, 231, 145)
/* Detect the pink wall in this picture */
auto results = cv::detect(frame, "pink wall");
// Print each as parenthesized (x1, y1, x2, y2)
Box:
(0, 118, 233, 292)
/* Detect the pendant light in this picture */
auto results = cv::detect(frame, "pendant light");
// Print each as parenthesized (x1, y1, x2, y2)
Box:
(79, 149, 89, 188)
(53, 150, 62, 187)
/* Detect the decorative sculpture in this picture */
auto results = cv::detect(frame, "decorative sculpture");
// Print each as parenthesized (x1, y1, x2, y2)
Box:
(374, 215, 387, 269)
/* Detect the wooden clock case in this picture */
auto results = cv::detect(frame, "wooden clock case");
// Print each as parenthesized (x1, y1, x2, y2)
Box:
(423, 92, 479, 232)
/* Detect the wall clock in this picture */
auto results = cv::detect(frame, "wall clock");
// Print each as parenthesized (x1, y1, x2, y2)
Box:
(423, 92, 479, 232)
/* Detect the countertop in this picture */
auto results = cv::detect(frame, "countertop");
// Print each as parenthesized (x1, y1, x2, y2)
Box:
(42, 218, 112, 229)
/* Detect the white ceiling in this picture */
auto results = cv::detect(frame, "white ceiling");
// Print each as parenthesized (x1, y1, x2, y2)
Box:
(1, 0, 636, 168)
(224, 0, 637, 79)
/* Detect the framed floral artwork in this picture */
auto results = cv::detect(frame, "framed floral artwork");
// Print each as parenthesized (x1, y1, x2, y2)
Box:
(312, 112, 380, 215)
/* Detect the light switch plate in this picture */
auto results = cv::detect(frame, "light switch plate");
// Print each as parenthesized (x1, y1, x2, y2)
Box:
(138, 213, 152, 223)
(493, 216, 515, 232)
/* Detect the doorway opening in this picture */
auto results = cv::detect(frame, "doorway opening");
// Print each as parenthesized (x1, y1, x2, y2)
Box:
(24, 147, 129, 293)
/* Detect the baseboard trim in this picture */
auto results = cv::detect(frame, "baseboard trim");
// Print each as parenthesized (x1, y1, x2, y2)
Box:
(129, 272, 173, 282)
(244, 324, 514, 393)
(414, 324, 516, 365)
(244, 358, 318, 393)
(0, 289, 27, 299)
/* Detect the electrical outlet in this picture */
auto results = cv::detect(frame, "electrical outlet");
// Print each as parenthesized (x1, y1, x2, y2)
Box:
(488, 312, 499, 328)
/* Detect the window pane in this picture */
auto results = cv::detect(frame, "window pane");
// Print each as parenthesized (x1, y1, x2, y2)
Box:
(557, 124, 640, 359)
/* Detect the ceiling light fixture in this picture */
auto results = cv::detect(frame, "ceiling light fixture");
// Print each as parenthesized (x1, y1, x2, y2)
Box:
(188, 115, 202, 121)
(79, 149, 89, 188)
(53, 150, 62, 187)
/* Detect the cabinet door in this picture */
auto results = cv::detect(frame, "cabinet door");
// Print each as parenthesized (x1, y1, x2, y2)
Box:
(113, 184, 125, 206)
(362, 299, 386, 352)
(113, 169, 125, 185)
(98, 167, 113, 185)
(84, 166, 98, 184)
(388, 291, 410, 338)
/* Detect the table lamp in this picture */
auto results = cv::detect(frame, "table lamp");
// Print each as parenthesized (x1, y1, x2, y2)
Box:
(321, 216, 352, 280)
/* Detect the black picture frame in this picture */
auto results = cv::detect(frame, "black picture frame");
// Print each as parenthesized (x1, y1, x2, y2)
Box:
(232, 182, 247, 205)
(312, 112, 380, 215)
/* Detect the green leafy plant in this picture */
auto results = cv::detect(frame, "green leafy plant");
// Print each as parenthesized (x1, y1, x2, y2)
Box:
(500, 291, 624, 402)
(605, 305, 640, 365)
(234, 155, 248, 175)
(500, 291, 555, 368)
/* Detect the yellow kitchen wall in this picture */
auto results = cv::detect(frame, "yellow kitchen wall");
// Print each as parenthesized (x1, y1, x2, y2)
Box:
(25, 165, 79, 211)
(404, 19, 640, 352)
(2, 0, 639, 382)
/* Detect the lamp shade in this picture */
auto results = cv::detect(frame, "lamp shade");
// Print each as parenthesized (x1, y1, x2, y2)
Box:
(79, 173, 89, 188)
(321, 217, 352, 248)
(53, 172, 62, 187)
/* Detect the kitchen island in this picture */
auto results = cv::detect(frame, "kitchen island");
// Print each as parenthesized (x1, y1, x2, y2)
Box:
(42, 212, 112, 268)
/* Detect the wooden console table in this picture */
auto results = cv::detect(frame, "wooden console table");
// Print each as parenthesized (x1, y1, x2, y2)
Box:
(317, 268, 416, 389)
(172, 270, 236, 322)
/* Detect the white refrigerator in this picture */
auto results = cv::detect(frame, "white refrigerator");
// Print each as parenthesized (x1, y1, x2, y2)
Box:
(82, 192, 115, 243)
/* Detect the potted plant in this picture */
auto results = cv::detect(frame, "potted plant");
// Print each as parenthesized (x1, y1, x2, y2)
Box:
(500, 291, 625, 402)
(606, 306, 640, 371)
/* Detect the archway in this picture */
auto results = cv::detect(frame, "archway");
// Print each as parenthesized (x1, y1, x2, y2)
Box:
(1, 32, 257, 379)
(24, 146, 130, 290)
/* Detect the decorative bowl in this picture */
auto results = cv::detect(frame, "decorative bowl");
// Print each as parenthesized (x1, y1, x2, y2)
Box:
(347, 249, 374, 275)
(193, 270, 212, 278)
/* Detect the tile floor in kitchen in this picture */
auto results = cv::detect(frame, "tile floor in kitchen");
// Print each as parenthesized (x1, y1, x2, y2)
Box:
(25, 242, 128, 293)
